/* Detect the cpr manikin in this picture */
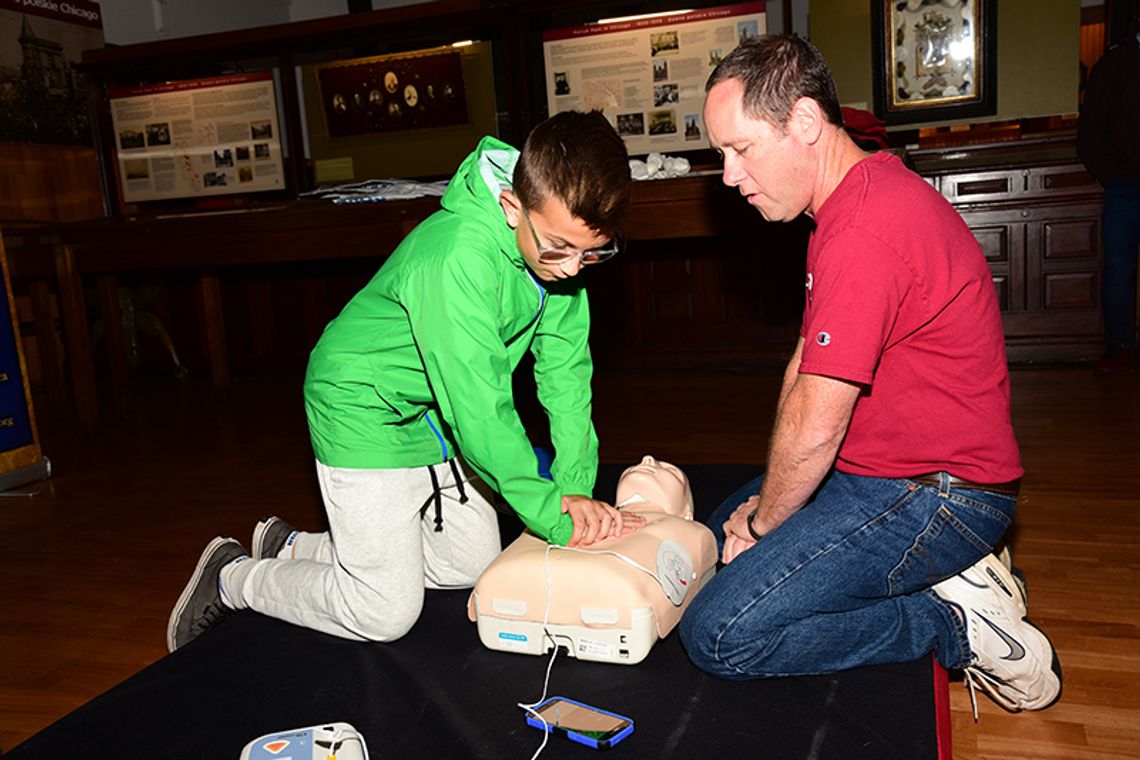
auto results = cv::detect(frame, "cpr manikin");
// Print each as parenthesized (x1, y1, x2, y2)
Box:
(467, 456, 717, 664)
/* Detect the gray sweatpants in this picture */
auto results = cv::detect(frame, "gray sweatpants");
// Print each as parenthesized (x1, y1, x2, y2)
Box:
(223, 457, 502, 641)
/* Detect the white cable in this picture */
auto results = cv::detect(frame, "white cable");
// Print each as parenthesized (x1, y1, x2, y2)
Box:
(550, 545, 663, 586)
(517, 544, 560, 760)
(516, 544, 661, 759)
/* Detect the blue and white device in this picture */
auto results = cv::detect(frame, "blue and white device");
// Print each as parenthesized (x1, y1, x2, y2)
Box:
(240, 722, 369, 760)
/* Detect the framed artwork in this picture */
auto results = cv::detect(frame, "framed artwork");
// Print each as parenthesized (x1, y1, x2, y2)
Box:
(871, 0, 997, 125)
(316, 48, 469, 138)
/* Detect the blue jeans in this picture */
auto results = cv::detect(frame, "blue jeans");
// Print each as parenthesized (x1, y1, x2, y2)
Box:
(1102, 177, 1140, 349)
(679, 470, 1015, 679)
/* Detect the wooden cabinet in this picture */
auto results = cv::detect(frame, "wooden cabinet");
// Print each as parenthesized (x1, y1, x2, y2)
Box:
(589, 140, 1104, 370)
(589, 174, 809, 370)
(917, 143, 1104, 363)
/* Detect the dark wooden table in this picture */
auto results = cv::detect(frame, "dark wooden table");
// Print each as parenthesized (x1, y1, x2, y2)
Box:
(10, 172, 748, 433)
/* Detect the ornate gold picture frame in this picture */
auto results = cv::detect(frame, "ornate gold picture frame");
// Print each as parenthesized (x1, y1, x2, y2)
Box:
(871, 0, 997, 125)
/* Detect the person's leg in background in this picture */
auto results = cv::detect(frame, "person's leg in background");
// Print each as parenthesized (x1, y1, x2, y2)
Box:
(1097, 177, 1140, 375)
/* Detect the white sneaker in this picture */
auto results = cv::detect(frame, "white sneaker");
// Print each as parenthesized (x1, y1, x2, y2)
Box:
(996, 544, 1029, 603)
(933, 553, 1061, 716)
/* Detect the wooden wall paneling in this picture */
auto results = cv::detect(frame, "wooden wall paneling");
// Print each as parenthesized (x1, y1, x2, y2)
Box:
(4, 230, 68, 416)
(1044, 271, 1098, 311)
(965, 216, 1016, 311)
(300, 276, 327, 353)
(1032, 204, 1102, 320)
(246, 279, 275, 359)
(85, 73, 117, 219)
(27, 279, 67, 418)
(53, 243, 97, 432)
(197, 275, 229, 396)
(0, 143, 103, 222)
(95, 275, 130, 415)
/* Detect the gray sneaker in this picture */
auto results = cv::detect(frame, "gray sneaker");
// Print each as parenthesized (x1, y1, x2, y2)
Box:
(166, 537, 247, 652)
(251, 515, 298, 560)
(933, 553, 1061, 716)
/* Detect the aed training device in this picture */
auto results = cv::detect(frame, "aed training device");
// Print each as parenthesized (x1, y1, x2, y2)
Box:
(525, 696, 634, 750)
(240, 722, 369, 760)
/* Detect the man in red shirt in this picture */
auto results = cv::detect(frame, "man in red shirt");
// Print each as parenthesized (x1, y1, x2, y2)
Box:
(678, 35, 1061, 715)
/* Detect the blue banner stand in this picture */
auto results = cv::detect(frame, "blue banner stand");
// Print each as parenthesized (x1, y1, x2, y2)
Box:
(0, 234, 50, 494)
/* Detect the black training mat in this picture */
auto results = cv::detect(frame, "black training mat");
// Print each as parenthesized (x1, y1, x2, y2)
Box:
(8, 464, 942, 760)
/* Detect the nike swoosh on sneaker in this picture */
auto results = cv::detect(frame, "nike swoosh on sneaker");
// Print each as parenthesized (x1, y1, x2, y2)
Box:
(977, 612, 1027, 661)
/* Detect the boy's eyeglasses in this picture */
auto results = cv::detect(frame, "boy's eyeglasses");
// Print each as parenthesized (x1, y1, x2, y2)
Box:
(523, 208, 623, 265)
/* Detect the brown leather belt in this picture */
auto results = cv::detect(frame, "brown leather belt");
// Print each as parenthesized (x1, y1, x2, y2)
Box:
(910, 472, 1021, 496)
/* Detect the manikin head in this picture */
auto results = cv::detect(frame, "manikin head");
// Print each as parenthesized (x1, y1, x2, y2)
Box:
(615, 456, 694, 520)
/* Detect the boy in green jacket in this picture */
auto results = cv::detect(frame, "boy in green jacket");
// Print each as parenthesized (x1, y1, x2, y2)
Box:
(168, 111, 641, 648)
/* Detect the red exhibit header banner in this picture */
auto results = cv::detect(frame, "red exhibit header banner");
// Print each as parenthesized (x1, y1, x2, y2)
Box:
(543, 2, 764, 42)
(0, 0, 101, 28)
(108, 71, 274, 101)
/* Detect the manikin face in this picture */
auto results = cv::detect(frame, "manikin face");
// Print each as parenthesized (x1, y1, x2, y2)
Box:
(703, 78, 814, 222)
(499, 191, 611, 282)
(616, 455, 693, 519)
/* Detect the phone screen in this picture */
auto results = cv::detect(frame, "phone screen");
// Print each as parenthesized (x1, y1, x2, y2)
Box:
(535, 699, 630, 740)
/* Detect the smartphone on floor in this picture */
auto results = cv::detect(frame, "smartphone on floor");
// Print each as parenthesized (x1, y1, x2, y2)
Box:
(524, 696, 634, 750)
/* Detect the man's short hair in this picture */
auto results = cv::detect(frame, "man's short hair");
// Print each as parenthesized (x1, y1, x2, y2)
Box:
(706, 34, 844, 130)
(513, 111, 631, 238)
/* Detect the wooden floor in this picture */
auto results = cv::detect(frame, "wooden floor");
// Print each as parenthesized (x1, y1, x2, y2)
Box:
(0, 365, 1137, 758)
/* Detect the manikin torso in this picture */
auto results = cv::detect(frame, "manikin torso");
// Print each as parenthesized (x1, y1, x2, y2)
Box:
(468, 457, 717, 646)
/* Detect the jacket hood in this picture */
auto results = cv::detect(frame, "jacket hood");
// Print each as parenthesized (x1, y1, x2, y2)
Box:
(440, 136, 524, 266)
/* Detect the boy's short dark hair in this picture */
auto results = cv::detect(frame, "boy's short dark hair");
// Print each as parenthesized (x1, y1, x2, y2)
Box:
(513, 111, 631, 238)
(706, 34, 844, 130)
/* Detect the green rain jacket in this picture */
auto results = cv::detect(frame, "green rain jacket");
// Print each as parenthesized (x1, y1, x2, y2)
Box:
(303, 136, 595, 546)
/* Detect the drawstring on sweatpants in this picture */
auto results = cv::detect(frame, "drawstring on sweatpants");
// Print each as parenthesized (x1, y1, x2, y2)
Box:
(419, 460, 470, 532)
(448, 458, 469, 505)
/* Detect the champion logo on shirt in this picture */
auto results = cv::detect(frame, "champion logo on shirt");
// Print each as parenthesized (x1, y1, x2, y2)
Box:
(816, 332, 831, 346)
(805, 273, 813, 290)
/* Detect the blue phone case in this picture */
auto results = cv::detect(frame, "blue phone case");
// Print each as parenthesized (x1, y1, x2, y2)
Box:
(525, 696, 634, 750)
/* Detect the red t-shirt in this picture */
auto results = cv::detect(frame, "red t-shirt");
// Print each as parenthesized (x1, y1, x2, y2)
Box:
(798, 152, 1022, 483)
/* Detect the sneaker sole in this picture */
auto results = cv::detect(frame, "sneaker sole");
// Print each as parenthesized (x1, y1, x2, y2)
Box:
(1023, 616, 1064, 711)
(166, 536, 232, 653)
